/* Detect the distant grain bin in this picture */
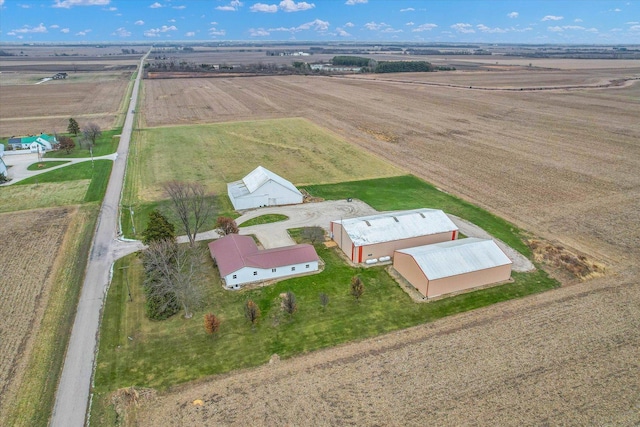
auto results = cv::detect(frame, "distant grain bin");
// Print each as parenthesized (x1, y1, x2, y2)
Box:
(393, 238, 512, 298)
(330, 208, 458, 263)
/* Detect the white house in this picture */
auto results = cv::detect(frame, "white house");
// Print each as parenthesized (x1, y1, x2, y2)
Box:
(227, 166, 303, 210)
(208, 234, 319, 289)
(8, 134, 56, 153)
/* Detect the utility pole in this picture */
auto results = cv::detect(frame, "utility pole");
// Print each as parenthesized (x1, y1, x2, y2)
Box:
(119, 266, 132, 302)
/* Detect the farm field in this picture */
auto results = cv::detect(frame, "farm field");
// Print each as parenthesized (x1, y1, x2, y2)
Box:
(0, 76, 131, 137)
(0, 207, 74, 422)
(141, 69, 640, 270)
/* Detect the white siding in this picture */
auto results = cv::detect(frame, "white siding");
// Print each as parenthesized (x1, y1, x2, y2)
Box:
(228, 180, 303, 210)
(223, 260, 319, 288)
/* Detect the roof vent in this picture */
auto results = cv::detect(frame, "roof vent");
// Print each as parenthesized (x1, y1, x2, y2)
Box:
(419, 213, 426, 218)
(364, 220, 371, 226)
(393, 217, 399, 222)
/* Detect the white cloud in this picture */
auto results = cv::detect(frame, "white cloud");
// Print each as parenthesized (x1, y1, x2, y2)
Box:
(249, 27, 270, 36)
(574, 18, 583, 22)
(50, 24, 60, 28)
(610, 8, 622, 12)
(11, 23, 48, 33)
(173, 5, 185, 9)
(279, 0, 314, 12)
(75, 29, 92, 36)
(149, 2, 162, 8)
(477, 24, 507, 33)
(344, 22, 354, 27)
(144, 25, 177, 37)
(168, 19, 176, 22)
(548, 25, 588, 32)
(364, 21, 386, 31)
(406, 21, 414, 26)
(61, 28, 70, 33)
(541, 15, 563, 21)
(105, 6, 116, 11)
(216, 0, 242, 11)
(209, 26, 226, 36)
(335, 27, 351, 37)
(412, 23, 437, 32)
(507, 12, 518, 18)
(269, 18, 329, 33)
(345, 0, 367, 4)
(210, 21, 218, 25)
(185, 31, 195, 36)
(547, 26, 563, 32)
(113, 27, 131, 37)
(135, 20, 144, 25)
(629, 25, 640, 31)
(0, 0, 5, 6)
(20, 4, 32, 8)
(451, 23, 475, 33)
(53, 0, 110, 8)
(251, 3, 278, 13)
(625, 21, 639, 25)
(400, 7, 414, 12)
(586, 27, 598, 33)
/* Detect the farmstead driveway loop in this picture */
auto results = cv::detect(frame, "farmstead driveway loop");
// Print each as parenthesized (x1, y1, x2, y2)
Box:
(50, 51, 149, 427)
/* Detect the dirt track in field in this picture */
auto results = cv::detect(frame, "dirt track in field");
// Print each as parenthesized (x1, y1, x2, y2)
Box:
(142, 68, 640, 269)
(137, 269, 640, 426)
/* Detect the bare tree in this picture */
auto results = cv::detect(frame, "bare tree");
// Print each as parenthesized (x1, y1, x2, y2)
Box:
(81, 123, 102, 148)
(301, 226, 325, 244)
(58, 135, 76, 154)
(350, 275, 364, 302)
(215, 216, 239, 236)
(282, 291, 297, 315)
(165, 181, 214, 246)
(319, 292, 329, 310)
(142, 239, 204, 318)
(244, 299, 261, 327)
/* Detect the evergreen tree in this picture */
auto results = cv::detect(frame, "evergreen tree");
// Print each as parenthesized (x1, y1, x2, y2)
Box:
(67, 118, 80, 135)
(141, 210, 176, 245)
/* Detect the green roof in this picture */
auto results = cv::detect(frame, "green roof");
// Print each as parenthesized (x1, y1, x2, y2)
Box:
(21, 134, 55, 144)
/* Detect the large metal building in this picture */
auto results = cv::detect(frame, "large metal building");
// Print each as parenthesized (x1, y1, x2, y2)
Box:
(330, 208, 458, 264)
(393, 238, 512, 298)
(227, 166, 303, 210)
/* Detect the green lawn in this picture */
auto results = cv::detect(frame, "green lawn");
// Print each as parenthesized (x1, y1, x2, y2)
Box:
(27, 161, 70, 171)
(238, 214, 289, 227)
(16, 160, 113, 203)
(0, 181, 90, 213)
(304, 175, 531, 257)
(43, 128, 122, 159)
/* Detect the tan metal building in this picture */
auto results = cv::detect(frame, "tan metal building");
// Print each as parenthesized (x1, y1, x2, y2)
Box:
(393, 238, 512, 298)
(330, 208, 458, 264)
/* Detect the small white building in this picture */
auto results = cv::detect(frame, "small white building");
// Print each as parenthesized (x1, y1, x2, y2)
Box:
(7, 134, 56, 153)
(227, 166, 303, 210)
(208, 234, 319, 289)
(393, 238, 512, 298)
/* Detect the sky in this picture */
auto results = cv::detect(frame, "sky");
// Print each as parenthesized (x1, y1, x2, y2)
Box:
(0, 0, 639, 44)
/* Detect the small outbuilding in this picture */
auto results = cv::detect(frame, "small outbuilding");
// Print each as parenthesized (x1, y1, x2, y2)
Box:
(227, 166, 303, 211)
(393, 238, 512, 298)
(330, 208, 458, 264)
(208, 234, 319, 289)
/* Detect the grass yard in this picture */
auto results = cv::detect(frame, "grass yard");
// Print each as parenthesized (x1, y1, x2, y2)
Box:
(26, 161, 70, 171)
(17, 160, 113, 203)
(238, 214, 288, 227)
(43, 128, 122, 159)
(0, 181, 90, 213)
(304, 175, 531, 257)
(124, 118, 403, 203)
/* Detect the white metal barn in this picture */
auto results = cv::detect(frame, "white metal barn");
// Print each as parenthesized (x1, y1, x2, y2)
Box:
(227, 166, 303, 210)
(208, 234, 319, 289)
(330, 208, 459, 264)
(393, 238, 512, 298)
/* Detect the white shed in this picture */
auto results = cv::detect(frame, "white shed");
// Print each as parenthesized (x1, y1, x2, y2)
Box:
(227, 166, 303, 210)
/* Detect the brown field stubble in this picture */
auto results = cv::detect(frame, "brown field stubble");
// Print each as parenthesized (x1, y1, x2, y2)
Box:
(0, 76, 130, 137)
(142, 69, 640, 269)
(0, 207, 74, 417)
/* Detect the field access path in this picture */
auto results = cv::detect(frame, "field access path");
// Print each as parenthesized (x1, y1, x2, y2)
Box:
(50, 51, 149, 427)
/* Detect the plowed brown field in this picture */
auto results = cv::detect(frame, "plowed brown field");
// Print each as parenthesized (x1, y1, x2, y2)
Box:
(0, 207, 74, 413)
(0, 75, 130, 137)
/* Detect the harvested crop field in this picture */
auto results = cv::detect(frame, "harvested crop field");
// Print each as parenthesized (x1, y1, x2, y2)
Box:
(135, 269, 640, 426)
(141, 69, 640, 270)
(0, 207, 74, 416)
(0, 74, 130, 137)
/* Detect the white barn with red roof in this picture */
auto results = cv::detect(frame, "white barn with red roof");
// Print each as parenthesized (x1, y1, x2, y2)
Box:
(208, 234, 319, 289)
(227, 166, 303, 211)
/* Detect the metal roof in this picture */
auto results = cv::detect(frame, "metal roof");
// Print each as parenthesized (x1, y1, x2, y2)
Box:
(334, 208, 458, 246)
(396, 238, 512, 280)
(208, 234, 318, 276)
(241, 166, 301, 195)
